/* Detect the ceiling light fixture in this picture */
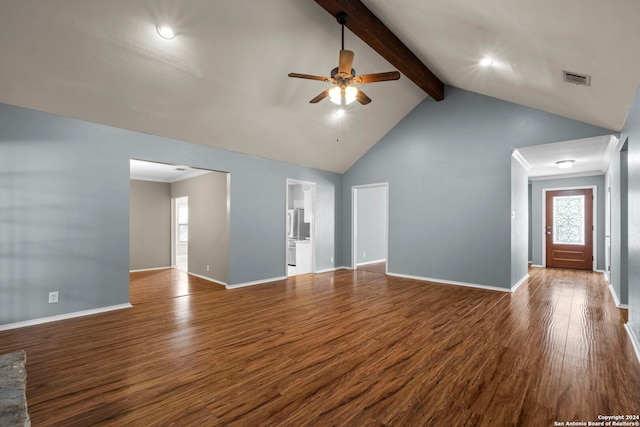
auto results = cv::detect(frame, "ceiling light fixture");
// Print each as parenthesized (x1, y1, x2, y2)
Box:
(329, 85, 358, 105)
(156, 25, 176, 39)
(556, 160, 575, 169)
(335, 108, 345, 117)
(480, 57, 494, 66)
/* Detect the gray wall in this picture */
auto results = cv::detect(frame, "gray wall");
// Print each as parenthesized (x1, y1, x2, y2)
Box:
(356, 186, 387, 265)
(0, 102, 342, 325)
(608, 145, 623, 304)
(619, 85, 640, 339)
(530, 175, 606, 270)
(511, 158, 529, 286)
(129, 180, 171, 270)
(343, 86, 612, 289)
(171, 172, 229, 284)
(621, 148, 629, 304)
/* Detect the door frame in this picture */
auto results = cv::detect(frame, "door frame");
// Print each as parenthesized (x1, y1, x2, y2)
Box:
(352, 182, 389, 272)
(285, 178, 317, 275)
(541, 185, 597, 270)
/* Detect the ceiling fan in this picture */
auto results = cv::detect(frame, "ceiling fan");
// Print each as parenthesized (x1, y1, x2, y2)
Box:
(288, 12, 400, 106)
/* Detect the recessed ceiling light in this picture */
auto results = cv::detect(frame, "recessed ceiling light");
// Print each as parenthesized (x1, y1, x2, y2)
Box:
(556, 160, 575, 169)
(480, 57, 494, 66)
(156, 25, 176, 39)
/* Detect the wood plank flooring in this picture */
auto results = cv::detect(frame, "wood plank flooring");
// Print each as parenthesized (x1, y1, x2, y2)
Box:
(1, 267, 639, 426)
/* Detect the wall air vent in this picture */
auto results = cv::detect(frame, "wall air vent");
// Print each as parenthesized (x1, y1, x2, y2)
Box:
(563, 70, 591, 86)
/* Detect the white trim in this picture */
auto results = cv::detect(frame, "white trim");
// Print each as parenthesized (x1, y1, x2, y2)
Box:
(607, 284, 629, 309)
(356, 259, 386, 267)
(285, 179, 317, 276)
(511, 274, 529, 292)
(315, 267, 339, 274)
(529, 171, 606, 181)
(0, 303, 132, 331)
(387, 271, 512, 293)
(541, 185, 597, 270)
(187, 272, 227, 287)
(601, 135, 620, 172)
(530, 264, 544, 268)
(315, 266, 352, 273)
(512, 149, 532, 170)
(352, 183, 389, 271)
(226, 275, 287, 289)
(624, 324, 640, 366)
(129, 266, 171, 273)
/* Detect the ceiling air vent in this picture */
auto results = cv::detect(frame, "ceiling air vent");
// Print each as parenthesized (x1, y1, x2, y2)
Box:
(563, 70, 591, 86)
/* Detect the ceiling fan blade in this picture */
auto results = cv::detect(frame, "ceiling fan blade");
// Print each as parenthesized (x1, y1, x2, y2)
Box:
(288, 73, 331, 82)
(353, 71, 401, 84)
(310, 88, 331, 104)
(338, 50, 355, 75)
(356, 89, 372, 105)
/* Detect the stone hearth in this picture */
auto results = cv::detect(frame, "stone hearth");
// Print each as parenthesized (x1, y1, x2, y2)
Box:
(0, 350, 30, 427)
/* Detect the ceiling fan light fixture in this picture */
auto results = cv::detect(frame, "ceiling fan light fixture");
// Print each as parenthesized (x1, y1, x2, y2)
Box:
(344, 86, 358, 104)
(556, 160, 575, 169)
(329, 87, 342, 105)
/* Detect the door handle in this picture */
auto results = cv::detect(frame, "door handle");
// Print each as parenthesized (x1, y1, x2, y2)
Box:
(546, 232, 551, 235)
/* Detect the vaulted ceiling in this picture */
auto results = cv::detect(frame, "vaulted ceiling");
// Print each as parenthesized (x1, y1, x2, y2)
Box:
(1, 1, 639, 173)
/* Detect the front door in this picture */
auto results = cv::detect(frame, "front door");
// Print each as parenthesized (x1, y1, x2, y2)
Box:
(545, 189, 593, 270)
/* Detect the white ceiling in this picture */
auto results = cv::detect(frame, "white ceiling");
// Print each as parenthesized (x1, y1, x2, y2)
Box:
(130, 159, 211, 183)
(1, 1, 639, 173)
(515, 135, 618, 180)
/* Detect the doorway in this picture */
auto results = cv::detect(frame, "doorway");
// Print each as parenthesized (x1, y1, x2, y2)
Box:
(129, 159, 231, 285)
(285, 179, 316, 276)
(352, 183, 389, 273)
(172, 196, 189, 272)
(544, 188, 594, 270)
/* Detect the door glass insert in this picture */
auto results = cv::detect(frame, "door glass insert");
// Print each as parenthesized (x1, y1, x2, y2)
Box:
(553, 195, 585, 245)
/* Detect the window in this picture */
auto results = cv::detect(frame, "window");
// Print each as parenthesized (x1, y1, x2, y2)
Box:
(553, 195, 584, 245)
(178, 204, 188, 242)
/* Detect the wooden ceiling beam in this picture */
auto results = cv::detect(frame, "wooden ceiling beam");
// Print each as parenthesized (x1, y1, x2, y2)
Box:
(314, 0, 444, 101)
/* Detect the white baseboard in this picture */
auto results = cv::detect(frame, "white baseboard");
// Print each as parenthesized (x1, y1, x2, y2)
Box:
(0, 303, 133, 331)
(607, 284, 629, 308)
(315, 266, 357, 273)
(511, 274, 529, 292)
(129, 266, 171, 273)
(356, 259, 386, 267)
(315, 267, 339, 274)
(188, 272, 227, 287)
(226, 275, 287, 289)
(625, 324, 640, 366)
(530, 264, 544, 268)
(386, 271, 511, 293)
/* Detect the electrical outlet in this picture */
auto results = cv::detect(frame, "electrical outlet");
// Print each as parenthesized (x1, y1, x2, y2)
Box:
(330, 256, 334, 263)
(206, 265, 210, 271)
(48, 291, 59, 304)
(363, 252, 366, 258)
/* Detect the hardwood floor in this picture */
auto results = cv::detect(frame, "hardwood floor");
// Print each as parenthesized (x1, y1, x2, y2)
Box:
(1, 267, 639, 426)
(357, 261, 386, 274)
